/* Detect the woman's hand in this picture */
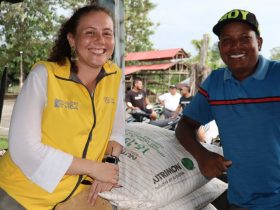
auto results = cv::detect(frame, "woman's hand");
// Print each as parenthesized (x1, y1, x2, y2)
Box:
(89, 162, 119, 185)
(87, 180, 121, 205)
(106, 140, 123, 157)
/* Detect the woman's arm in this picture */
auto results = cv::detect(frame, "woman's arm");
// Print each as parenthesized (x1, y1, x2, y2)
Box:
(66, 157, 118, 185)
(108, 79, 125, 157)
(9, 65, 73, 193)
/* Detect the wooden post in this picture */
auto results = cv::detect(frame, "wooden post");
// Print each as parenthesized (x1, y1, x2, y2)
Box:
(189, 34, 210, 95)
(199, 34, 209, 69)
(190, 64, 198, 96)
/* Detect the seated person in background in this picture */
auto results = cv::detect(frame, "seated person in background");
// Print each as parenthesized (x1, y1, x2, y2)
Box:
(197, 121, 219, 144)
(172, 85, 193, 119)
(158, 85, 181, 119)
(126, 78, 157, 120)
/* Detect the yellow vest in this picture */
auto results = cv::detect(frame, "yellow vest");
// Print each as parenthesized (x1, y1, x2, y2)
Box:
(0, 60, 122, 209)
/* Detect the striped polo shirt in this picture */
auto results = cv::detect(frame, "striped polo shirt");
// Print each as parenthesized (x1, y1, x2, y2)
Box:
(183, 55, 280, 209)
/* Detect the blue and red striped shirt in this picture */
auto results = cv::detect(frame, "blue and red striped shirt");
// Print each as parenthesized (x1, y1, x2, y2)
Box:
(184, 55, 280, 209)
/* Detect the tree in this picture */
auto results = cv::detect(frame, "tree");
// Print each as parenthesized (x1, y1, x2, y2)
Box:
(0, 0, 95, 82)
(209, 42, 224, 70)
(270, 47, 280, 61)
(0, 0, 69, 83)
(0, 0, 159, 83)
(189, 34, 224, 70)
(124, 0, 158, 53)
(188, 34, 225, 94)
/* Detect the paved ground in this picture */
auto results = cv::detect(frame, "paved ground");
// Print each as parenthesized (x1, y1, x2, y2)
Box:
(0, 99, 15, 137)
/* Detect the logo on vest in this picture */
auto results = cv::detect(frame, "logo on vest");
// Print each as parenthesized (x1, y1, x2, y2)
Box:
(104, 96, 115, 104)
(54, 99, 79, 110)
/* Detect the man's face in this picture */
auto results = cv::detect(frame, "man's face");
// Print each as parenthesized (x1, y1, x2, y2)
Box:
(135, 81, 143, 90)
(218, 22, 263, 79)
(180, 87, 189, 96)
(169, 87, 177, 95)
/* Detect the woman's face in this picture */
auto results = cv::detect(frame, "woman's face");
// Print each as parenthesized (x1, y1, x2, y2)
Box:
(68, 11, 114, 70)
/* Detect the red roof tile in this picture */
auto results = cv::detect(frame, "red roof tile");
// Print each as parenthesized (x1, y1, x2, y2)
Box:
(125, 48, 188, 61)
(125, 63, 176, 75)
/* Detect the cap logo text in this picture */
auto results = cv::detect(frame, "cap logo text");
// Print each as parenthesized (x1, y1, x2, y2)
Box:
(219, 10, 249, 22)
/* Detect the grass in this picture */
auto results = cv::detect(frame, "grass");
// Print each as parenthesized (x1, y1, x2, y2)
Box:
(7, 84, 20, 94)
(0, 137, 8, 150)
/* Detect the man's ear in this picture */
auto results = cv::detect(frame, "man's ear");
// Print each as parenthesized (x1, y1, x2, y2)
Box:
(218, 40, 222, 52)
(67, 33, 75, 48)
(257, 36, 263, 51)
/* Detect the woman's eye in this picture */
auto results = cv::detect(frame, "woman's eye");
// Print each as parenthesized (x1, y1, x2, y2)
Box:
(85, 31, 95, 36)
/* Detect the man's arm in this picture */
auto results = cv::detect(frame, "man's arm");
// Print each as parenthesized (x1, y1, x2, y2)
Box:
(145, 97, 151, 106)
(125, 91, 139, 110)
(172, 104, 182, 118)
(157, 94, 165, 106)
(175, 116, 232, 178)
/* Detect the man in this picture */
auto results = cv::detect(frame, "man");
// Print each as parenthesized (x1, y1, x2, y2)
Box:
(158, 85, 181, 119)
(126, 78, 157, 120)
(176, 9, 280, 210)
(172, 85, 192, 119)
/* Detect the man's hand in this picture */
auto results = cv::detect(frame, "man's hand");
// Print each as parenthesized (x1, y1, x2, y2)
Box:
(171, 113, 178, 119)
(132, 107, 140, 110)
(197, 150, 232, 178)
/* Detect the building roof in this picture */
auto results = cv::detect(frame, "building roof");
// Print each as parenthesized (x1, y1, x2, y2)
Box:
(125, 63, 176, 75)
(125, 48, 189, 62)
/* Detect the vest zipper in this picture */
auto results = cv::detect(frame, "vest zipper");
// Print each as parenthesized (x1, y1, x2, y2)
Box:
(53, 71, 117, 209)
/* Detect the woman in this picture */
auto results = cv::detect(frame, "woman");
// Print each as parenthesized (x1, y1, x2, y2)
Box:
(0, 5, 124, 209)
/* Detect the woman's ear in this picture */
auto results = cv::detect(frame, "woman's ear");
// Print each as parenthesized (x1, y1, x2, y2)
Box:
(67, 33, 75, 48)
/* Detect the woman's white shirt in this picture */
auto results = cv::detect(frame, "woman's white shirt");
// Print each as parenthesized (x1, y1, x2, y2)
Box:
(8, 64, 125, 193)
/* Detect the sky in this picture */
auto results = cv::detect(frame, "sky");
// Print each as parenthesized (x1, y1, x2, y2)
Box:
(148, 0, 280, 58)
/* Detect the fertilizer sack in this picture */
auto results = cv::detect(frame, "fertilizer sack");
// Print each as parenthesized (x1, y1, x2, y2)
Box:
(160, 178, 227, 210)
(100, 123, 225, 209)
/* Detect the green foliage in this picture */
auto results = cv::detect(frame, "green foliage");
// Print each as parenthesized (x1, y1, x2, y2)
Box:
(209, 42, 224, 70)
(0, 0, 96, 82)
(270, 47, 280, 61)
(124, 0, 158, 53)
(189, 34, 224, 70)
(0, 137, 8, 150)
(0, 0, 158, 83)
(0, 0, 66, 82)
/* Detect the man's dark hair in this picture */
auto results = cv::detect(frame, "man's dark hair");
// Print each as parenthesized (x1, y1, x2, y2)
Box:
(133, 77, 142, 86)
(48, 5, 113, 72)
(180, 85, 191, 93)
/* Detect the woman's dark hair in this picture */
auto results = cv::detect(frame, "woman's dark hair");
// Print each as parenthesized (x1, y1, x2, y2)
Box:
(48, 5, 113, 72)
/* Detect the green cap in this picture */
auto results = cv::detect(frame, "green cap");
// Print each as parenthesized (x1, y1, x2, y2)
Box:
(213, 9, 260, 36)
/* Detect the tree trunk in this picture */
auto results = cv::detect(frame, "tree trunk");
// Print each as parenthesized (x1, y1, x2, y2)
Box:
(189, 34, 211, 95)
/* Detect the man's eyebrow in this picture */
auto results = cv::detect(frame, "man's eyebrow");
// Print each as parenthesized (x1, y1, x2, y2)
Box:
(219, 35, 231, 39)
